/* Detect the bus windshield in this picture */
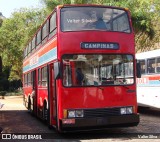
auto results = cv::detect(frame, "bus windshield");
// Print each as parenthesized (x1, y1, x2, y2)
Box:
(60, 7, 131, 33)
(62, 54, 134, 87)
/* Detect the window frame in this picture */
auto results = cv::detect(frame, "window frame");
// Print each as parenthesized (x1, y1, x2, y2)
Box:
(49, 11, 57, 38)
(42, 66, 48, 87)
(38, 68, 41, 86)
(36, 29, 42, 46)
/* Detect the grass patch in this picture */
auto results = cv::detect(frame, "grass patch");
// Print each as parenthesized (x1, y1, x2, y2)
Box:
(0, 90, 23, 97)
(6, 90, 23, 96)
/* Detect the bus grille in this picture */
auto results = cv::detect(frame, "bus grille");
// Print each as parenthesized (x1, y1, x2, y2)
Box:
(83, 107, 120, 118)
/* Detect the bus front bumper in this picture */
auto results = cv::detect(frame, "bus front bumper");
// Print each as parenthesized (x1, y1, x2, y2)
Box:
(61, 114, 139, 131)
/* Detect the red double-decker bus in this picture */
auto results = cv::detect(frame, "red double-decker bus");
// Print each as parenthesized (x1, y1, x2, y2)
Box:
(23, 4, 140, 132)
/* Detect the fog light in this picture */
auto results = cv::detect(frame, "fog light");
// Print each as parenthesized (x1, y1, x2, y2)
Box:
(126, 107, 133, 114)
(68, 110, 75, 118)
(120, 108, 127, 114)
(76, 110, 84, 117)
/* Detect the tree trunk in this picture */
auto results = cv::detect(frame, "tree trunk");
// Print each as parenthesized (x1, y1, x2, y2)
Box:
(0, 56, 2, 74)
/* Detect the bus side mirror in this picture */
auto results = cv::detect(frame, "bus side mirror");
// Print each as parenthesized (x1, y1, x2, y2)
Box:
(136, 61, 141, 78)
(54, 62, 60, 79)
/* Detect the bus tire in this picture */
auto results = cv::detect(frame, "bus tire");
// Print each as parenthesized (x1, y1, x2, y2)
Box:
(28, 97, 31, 112)
(43, 102, 48, 121)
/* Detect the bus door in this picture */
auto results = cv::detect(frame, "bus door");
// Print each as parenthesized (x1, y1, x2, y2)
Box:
(32, 70, 37, 115)
(48, 63, 57, 126)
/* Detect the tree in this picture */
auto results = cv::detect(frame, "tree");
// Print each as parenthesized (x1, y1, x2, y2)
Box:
(41, 0, 61, 13)
(0, 12, 5, 77)
(0, 56, 2, 74)
(0, 8, 47, 81)
(0, 18, 3, 27)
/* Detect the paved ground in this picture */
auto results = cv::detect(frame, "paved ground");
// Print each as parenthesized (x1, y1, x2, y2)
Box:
(0, 95, 26, 110)
(0, 96, 160, 142)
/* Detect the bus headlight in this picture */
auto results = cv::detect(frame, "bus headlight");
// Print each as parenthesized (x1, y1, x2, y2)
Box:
(68, 110, 75, 118)
(120, 108, 127, 114)
(126, 107, 133, 114)
(120, 107, 133, 115)
(67, 110, 84, 118)
(75, 110, 84, 117)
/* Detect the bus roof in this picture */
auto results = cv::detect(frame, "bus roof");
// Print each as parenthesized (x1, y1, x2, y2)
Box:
(136, 49, 160, 60)
(58, 4, 128, 10)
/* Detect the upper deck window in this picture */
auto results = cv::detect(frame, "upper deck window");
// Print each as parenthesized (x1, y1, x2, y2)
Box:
(61, 7, 131, 33)
(37, 30, 41, 45)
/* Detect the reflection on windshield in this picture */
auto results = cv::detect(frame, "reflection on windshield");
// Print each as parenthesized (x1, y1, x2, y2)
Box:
(61, 7, 131, 33)
(62, 54, 134, 87)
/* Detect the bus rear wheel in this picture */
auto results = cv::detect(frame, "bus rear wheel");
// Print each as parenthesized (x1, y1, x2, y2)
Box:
(28, 97, 31, 112)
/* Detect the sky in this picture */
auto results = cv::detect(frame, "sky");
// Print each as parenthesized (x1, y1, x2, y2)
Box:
(0, 0, 44, 18)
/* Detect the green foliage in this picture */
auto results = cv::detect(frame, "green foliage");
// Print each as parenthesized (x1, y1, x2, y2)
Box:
(0, 56, 2, 74)
(0, 19, 3, 27)
(41, 0, 61, 13)
(0, 7, 47, 82)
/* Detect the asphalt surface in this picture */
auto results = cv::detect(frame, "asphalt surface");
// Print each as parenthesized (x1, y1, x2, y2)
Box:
(0, 96, 160, 142)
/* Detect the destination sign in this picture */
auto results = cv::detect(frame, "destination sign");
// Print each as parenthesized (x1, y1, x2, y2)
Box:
(81, 42, 119, 49)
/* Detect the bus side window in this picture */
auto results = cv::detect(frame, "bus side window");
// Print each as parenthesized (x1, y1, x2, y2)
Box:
(147, 59, 155, 74)
(38, 68, 41, 86)
(24, 74, 28, 87)
(139, 60, 145, 74)
(49, 12, 57, 38)
(156, 58, 160, 73)
(42, 66, 48, 87)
